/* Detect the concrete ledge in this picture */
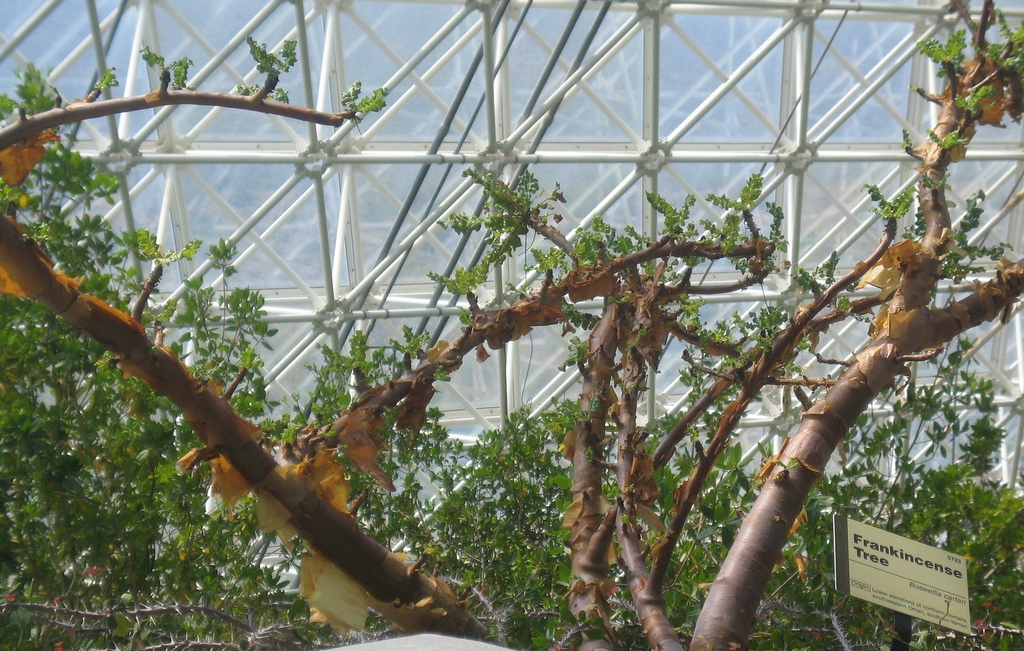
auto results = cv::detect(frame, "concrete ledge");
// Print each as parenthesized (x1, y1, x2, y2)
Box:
(329, 634, 509, 650)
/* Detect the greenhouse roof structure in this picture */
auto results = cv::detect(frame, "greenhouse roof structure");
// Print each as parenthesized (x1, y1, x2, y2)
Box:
(3, 0, 1024, 488)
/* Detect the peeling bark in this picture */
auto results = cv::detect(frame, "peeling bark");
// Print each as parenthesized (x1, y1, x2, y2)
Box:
(614, 291, 685, 651)
(688, 255, 1024, 649)
(568, 306, 619, 650)
(690, 41, 1024, 649)
(0, 212, 487, 638)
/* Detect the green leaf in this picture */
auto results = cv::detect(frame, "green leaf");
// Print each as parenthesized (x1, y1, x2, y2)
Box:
(864, 184, 914, 220)
(112, 612, 132, 637)
(139, 47, 192, 89)
(917, 29, 967, 70)
(245, 37, 296, 75)
(121, 228, 201, 265)
(96, 67, 118, 91)
(341, 81, 388, 122)
(341, 81, 363, 108)
(140, 46, 164, 69)
(649, 191, 697, 237)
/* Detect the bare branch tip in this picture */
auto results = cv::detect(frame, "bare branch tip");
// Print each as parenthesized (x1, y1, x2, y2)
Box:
(131, 264, 164, 324)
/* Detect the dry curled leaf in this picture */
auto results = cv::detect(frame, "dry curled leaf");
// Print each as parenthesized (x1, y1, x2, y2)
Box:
(789, 506, 808, 536)
(210, 455, 251, 512)
(0, 130, 60, 186)
(562, 495, 584, 530)
(339, 409, 395, 491)
(629, 447, 659, 504)
(257, 450, 351, 541)
(605, 539, 618, 566)
(635, 503, 666, 532)
(424, 339, 450, 362)
(559, 427, 576, 461)
(176, 447, 215, 472)
(395, 377, 436, 436)
(793, 551, 809, 582)
(475, 344, 490, 363)
(965, 59, 1005, 127)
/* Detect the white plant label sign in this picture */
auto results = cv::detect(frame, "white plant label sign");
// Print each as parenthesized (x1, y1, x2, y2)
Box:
(834, 515, 971, 633)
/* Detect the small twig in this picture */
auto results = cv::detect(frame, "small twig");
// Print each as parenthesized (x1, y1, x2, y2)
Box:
(937, 622, 1024, 643)
(662, 272, 769, 299)
(814, 352, 852, 368)
(681, 350, 742, 381)
(131, 264, 164, 323)
(756, 599, 802, 617)
(914, 86, 944, 105)
(897, 346, 944, 362)
(977, 0, 994, 51)
(793, 386, 813, 410)
(556, 622, 591, 651)
(949, 0, 978, 43)
(767, 375, 836, 390)
(255, 74, 277, 103)
(581, 503, 618, 571)
(409, 554, 428, 575)
(810, 295, 883, 332)
(527, 214, 574, 256)
(138, 642, 235, 651)
(741, 209, 761, 238)
(0, 602, 255, 633)
(826, 609, 854, 651)
(348, 489, 368, 517)
(669, 323, 741, 357)
(468, 585, 508, 647)
(693, 440, 705, 462)
(222, 368, 248, 400)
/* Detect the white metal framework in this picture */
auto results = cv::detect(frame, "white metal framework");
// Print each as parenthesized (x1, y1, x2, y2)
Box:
(3, 0, 1024, 487)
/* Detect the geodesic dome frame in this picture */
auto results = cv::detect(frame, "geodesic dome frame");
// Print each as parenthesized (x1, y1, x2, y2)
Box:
(3, 0, 1024, 489)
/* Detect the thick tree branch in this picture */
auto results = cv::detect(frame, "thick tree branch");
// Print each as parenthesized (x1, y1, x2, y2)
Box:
(315, 232, 775, 490)
(689, 36, 1024, 648)
(0, 213, 486, 639)
(653, 222, 897, 632)
(650, 223, 897, 590)
(616, 507, 685, 651)
(653, 220, 893, 472)
(0, 89, 357, 151)
(568, 305, 619, 651)
(688, 256, 1024, 649)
